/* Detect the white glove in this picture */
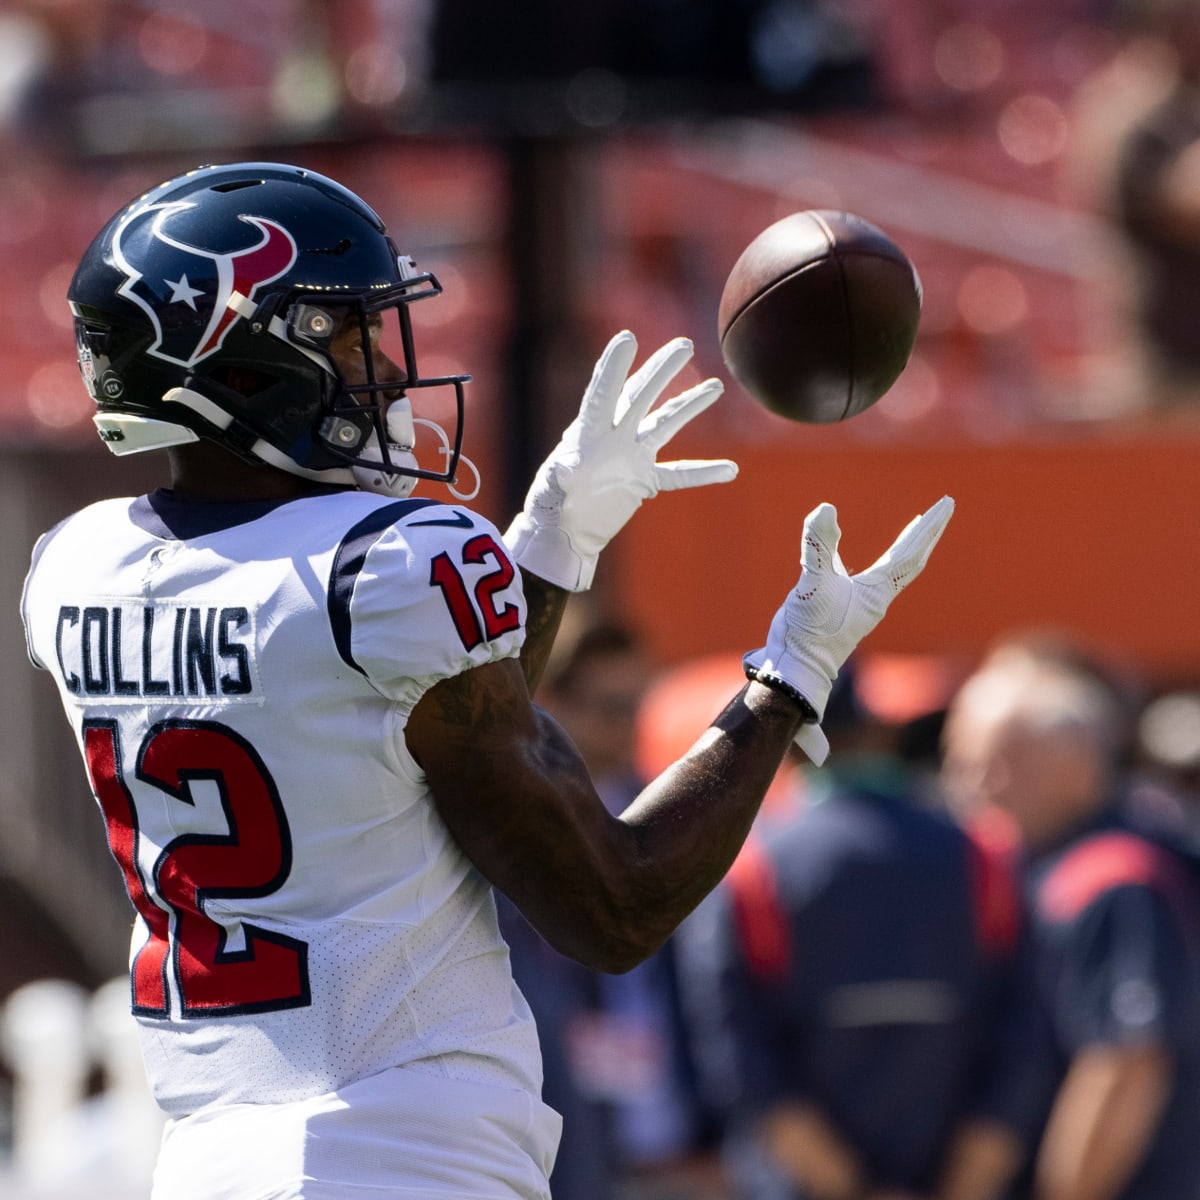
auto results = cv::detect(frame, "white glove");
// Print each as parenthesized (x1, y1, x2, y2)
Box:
(745, 496, 955, 765)
(504, 331, 739, 591)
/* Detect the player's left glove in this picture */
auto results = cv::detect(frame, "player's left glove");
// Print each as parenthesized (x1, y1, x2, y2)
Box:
(504, 330, 739, 591)
(745, 496, 955, 765)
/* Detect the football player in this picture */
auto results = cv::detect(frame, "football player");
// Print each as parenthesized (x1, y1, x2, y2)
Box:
(20, 162, 953, 1200)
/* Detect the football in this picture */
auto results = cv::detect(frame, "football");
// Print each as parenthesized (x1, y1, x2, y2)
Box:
(717, 210, 922, 423)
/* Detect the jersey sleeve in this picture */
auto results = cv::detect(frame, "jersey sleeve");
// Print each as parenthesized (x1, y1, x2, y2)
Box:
(20, 517, 73, 671)
(328, 503, 527, 708)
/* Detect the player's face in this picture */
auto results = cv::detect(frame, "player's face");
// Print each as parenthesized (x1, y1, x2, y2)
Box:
(328, 311, 406, 402)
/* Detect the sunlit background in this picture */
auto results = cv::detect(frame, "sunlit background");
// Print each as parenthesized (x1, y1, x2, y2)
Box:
(2, 0, 1199, 1195)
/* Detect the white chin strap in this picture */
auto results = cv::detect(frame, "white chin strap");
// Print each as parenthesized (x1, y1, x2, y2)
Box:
(417, 416, 481, 502)
(351, 405, 481, 502)
(160, 387, 356, 485)
(127, 387, 479, 500)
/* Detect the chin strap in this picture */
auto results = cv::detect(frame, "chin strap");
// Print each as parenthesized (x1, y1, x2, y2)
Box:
(350, 410, 481, 501)
(163, 387, 356, 485)
(415, 417, 480, 501)
(103, 386, 478, 499)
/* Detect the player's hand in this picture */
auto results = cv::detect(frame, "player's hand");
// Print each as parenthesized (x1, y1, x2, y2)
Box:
(745, 496, 955, 764)
(504, 330, 738, 591)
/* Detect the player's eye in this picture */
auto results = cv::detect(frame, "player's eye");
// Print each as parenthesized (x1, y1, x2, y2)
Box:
(328, 315, 379, 355)
(355, 316, 385, 348)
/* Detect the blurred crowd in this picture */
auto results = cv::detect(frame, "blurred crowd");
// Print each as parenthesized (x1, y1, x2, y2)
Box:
(9, 0, 1200, 434)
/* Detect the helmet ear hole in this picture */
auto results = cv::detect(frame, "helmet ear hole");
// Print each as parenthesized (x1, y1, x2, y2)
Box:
(290, 304, 337, 344)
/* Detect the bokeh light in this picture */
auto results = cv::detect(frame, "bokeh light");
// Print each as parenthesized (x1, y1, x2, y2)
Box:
(28, 360, 91, 431)
(957, 264, 1028, 335)
(997, 94, 1069, 165)
(137, 10, 208, 77)
(344, 43, 409, 108)
(38, 262, 75, 331)
(934, 23, 1005, 93)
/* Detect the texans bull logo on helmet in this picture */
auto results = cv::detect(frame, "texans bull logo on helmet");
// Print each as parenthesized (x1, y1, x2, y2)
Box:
(112, 200, 298, 369)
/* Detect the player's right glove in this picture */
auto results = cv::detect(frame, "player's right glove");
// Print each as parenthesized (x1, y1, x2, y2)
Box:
(503, 331, 738, 592)
(745, 496, 955, 765)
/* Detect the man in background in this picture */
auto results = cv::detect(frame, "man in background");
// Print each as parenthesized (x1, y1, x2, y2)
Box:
(679, 657, 1029, 1200)
(941, 638, 1200, 1200)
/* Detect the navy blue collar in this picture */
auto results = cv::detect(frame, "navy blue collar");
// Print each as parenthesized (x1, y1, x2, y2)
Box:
(129, 486, 349, 540)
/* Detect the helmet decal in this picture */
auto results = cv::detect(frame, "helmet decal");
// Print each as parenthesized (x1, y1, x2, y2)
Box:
(112, 201, 298, 369)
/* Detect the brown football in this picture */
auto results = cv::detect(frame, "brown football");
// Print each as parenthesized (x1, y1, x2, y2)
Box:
(717, 210, 922, 423)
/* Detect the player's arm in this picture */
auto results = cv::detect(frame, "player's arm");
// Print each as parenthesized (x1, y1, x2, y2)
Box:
(514, 568, 568, 694)
(409, 656, 802, 970)
(409, 495, 954, 970)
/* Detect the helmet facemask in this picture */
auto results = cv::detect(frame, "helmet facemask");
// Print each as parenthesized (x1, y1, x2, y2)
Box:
(270, 272, 470, 498)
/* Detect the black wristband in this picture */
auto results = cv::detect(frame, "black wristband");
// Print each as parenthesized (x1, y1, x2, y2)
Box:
(744, 665, 821, 724)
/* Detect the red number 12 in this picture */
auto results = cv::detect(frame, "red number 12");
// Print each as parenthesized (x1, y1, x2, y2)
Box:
(430, 533, 521, 650)
(84, 719, 310, 1018)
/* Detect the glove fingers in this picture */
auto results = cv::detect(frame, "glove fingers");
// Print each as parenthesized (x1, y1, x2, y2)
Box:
(579, 331, 639, 432)
(653, 459, 739, 492)
(616, 337, 695, 425)
(799, 503, 842, 571)
(861, 495, 955, 588)
(638, 378, 725, 447)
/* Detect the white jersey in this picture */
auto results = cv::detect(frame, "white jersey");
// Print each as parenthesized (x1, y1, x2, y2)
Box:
(21, 486, 559, 1198)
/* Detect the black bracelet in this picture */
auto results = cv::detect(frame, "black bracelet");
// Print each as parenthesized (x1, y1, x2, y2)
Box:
(744, 665, 821, 724)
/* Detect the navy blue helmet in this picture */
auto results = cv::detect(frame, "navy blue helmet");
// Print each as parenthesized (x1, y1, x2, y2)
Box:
(68, 162, 467, 491)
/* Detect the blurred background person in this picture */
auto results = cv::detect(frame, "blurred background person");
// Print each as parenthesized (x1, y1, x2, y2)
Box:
(1130, 686, 1200, 841)
(940, 635, 1200, 1200)
(0, 0, 150, 156)
(675, 656, 1030, 1200)
(1063, 0, 1200, 416)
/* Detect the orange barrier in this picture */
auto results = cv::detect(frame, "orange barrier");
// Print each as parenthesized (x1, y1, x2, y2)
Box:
(612, 423, 1200, 687)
